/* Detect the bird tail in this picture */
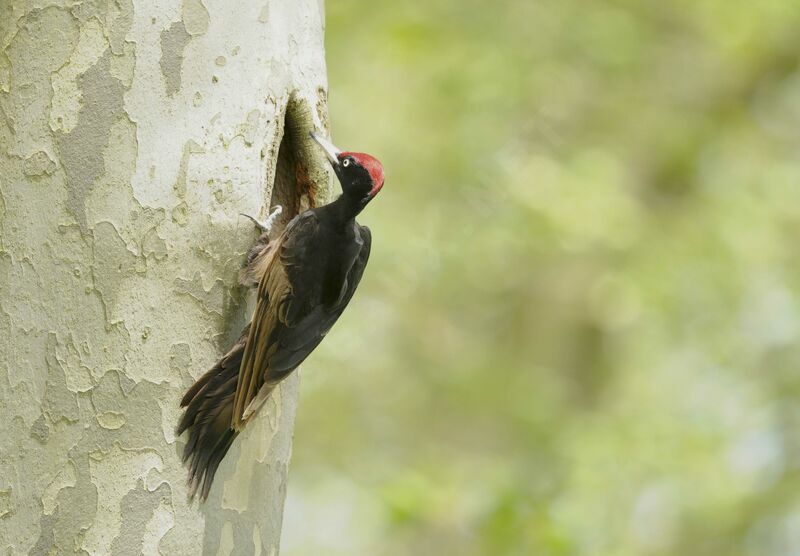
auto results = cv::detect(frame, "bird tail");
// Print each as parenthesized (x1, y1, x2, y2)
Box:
(177, 334, 246, 501)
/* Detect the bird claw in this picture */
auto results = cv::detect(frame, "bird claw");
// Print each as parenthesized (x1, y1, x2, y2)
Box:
(240, 205, 283, 234)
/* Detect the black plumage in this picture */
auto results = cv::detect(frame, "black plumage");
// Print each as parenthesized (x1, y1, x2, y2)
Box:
(178, 132, 384, 500)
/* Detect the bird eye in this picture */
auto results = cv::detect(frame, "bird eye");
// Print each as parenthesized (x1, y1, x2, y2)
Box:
(342, 158, 351, 167)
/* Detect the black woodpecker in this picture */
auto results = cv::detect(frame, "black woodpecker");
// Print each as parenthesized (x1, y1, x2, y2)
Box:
(178, 132, 384, 500)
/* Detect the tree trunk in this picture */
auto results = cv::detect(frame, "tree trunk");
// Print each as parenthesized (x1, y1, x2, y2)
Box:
(0, 1, 331, 553)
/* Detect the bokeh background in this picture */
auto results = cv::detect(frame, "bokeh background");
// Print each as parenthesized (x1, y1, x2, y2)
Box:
(283, 1, 800, 554)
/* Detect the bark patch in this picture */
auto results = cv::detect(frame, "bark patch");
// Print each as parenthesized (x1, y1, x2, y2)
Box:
(55, 53, 126, 231)
(159, 21, 192, 97)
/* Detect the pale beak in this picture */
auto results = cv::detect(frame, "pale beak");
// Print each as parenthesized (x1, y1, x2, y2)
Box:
(309, 132, 342, 166)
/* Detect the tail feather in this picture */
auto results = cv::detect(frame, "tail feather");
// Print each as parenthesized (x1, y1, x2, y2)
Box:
(178, 329, 248, 501)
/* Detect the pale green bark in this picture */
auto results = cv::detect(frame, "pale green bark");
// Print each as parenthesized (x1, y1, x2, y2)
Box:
(0, 0, 331, 553)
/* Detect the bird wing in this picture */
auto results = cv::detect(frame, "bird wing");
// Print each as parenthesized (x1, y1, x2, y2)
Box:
(231, 215, 371, 430)
(267, 225, 371, 374)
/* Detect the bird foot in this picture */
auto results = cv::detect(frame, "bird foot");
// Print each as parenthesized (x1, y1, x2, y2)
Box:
(240, 205, 283, 234)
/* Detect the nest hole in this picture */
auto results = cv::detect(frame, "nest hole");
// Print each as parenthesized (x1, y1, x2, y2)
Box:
(269, 94, 329, 228)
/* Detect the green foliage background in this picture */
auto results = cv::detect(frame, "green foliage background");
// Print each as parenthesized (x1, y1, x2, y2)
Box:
(284, 1, 800, 554)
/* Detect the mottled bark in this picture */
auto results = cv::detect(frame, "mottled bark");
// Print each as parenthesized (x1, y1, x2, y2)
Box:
(0, 1, 331, 553)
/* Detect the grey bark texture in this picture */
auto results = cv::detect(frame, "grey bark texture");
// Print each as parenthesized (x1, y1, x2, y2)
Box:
(0, 0, 332, 553)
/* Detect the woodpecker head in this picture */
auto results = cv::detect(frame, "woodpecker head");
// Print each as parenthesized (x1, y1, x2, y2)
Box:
(310, 132, 384, 204)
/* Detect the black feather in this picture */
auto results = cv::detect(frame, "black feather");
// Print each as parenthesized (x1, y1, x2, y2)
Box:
(178, 329, 247, 500)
